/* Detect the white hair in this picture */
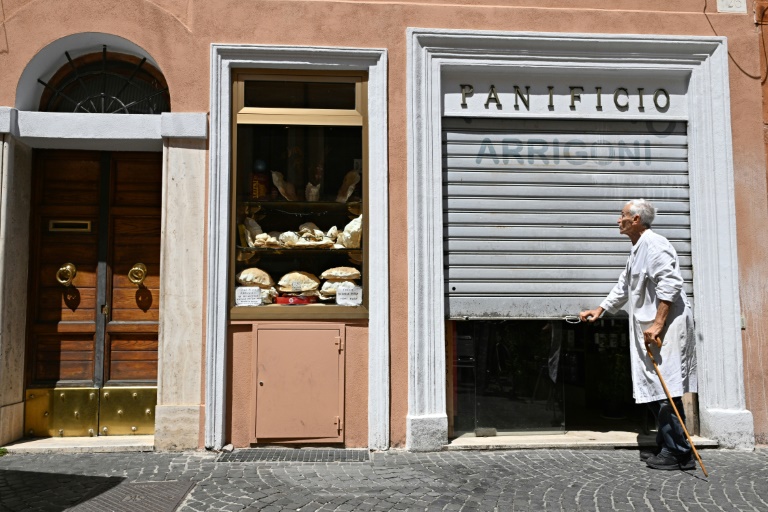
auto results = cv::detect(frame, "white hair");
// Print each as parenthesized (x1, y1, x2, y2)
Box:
(627, 199, 656, 227)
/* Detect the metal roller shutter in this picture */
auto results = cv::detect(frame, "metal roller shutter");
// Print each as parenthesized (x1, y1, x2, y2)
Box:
(443, 118, 692, 319)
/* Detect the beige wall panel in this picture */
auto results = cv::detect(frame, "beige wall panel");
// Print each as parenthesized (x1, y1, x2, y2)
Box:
(155, 138, 206, 449)
(0, 137, 31, 411)
(228, 324, 253, 447)
(0, 402, 24, 446)
(157, 138, 206, 404)
(154, 405, 203, 451)
(344, 324, 368, 448)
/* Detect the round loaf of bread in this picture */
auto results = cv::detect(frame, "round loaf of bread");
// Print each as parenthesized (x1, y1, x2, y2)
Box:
(236, 267, 274, 288)
(320, 280, 357, 295)
(320, 267, 361, 280)
(278, 271, 321, 292)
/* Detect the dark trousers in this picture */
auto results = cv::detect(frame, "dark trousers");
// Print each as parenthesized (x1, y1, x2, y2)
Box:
(648, 397, 691, 457)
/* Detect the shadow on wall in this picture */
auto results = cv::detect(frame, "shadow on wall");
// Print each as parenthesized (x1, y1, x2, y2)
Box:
(0, 469, 124, 511)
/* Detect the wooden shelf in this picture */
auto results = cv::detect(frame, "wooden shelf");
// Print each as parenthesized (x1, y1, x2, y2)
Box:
(236, 245, 361, 255)
(230, 304, 368, 320)
(242, 200, 361, 216)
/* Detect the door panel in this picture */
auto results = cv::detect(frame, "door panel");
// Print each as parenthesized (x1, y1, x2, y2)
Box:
(112, 244, 162, 261)
(39, 161, 100, 206)
(255, 327, 344, 441)
(37, 289, 97, 320)
(31, 335, 95, 381)
(28, 152, 101, 387)
(106, 153, 161, 381)
(105, 335, 158, 382)
(35, 336, 94, 381)
(113, 158, 163, 207)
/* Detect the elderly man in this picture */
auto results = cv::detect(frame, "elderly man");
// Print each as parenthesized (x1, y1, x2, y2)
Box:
(580, 199, 697, 471)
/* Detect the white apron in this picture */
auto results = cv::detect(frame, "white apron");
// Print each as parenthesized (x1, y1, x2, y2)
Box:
(600, 230, 697, 404)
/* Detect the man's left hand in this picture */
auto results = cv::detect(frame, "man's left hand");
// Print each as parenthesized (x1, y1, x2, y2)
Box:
(643, 323, 664, 350)
(645, 300, 672, 351)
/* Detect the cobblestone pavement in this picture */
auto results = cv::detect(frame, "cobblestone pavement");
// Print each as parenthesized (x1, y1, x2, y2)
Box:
(1, 448, 767, 511)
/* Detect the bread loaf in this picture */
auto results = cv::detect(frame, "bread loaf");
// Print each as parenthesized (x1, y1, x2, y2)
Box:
(279, 231, 300, 247)
(320, 267, 361, 280)
(236, 268, 275, 288)
(336, 171, 361, 203)
(278, 271, 321, 292)
(320, 280, 357, 295)
(338, 215, 362, 248)
(271, 171, 298, 201)
(261, 287, 278, 304)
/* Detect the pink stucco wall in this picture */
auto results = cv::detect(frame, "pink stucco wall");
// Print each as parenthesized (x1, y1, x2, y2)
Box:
(2, 0, 767, 447)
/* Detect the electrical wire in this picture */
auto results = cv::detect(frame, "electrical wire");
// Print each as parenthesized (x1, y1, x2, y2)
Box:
(703, 0, 766, 82)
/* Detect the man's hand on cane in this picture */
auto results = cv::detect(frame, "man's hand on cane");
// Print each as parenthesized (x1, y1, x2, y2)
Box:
(644, 322, 664, 350)
(645, 300, 672, 351)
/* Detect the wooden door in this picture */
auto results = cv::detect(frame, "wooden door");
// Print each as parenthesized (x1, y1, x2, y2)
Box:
(104, 154, 161, 385)
(28, 152, 102, 387)
(26, 150, 161, 436)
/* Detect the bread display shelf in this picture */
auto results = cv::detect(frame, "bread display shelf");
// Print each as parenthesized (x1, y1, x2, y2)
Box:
(236, 245, 362, 255)
(243, 200, 361, 216)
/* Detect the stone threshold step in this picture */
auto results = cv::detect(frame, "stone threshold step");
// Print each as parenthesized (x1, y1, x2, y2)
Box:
(445, 431, 719, 451)
(3, 435, 155, 454)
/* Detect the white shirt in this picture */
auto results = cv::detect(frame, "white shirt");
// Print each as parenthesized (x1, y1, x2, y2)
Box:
(600, 229, 697, 403)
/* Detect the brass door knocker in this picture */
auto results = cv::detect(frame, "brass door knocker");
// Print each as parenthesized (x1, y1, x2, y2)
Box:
(56, 263, 77, 287)
(128, 263, 147, 286)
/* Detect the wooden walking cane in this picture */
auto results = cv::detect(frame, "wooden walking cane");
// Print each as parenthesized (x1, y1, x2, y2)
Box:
(647, 336, 708, 476)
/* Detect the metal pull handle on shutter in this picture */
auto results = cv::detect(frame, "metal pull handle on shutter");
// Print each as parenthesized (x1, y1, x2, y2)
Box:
(128, 263, 147, 286)
(56, 263, 77, 287)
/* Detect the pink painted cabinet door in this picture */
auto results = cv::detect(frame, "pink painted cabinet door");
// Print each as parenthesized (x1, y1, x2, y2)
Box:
(255, 327, 345, 442)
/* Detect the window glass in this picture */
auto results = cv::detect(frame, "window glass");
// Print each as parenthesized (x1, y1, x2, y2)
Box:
(244, 81, 356, 109)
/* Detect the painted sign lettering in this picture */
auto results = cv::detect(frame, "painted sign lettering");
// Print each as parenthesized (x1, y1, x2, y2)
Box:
(475, 138, 653, 166)
(460, 84, 670, 112)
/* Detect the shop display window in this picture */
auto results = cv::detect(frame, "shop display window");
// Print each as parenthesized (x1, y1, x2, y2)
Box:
(230, 71, 368, 319)
(449, 319, 641, 437)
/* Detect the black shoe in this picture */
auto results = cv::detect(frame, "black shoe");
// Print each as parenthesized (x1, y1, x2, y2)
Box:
(640, 446, 661, 461)
(646, 452, 695, 471)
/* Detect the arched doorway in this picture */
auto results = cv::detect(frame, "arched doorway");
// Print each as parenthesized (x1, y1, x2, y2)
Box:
(37, 47, 169, 114)
(24, 46, 168, 437)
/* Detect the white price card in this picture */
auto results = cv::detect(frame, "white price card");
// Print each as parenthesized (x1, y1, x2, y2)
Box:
(235, 286, 263, 306)
(336, 286, 363, 306)
(717, 0, 746, 13)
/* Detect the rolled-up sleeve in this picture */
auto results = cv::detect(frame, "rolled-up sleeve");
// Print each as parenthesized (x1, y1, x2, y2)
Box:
(600, 267, 629, 314)
(648, 246, 683, 302)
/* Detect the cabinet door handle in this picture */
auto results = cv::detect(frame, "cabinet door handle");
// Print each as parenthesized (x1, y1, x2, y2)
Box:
(56, 263, 77, 287)
(128, 263, 147, 286)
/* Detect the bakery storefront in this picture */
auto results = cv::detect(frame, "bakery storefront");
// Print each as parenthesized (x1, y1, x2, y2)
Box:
(205, 46, 389, 450)
(406, 30, 754, 450)
(0, 18, 761, 454)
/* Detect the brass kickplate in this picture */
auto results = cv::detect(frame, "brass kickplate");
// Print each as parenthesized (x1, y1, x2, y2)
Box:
(24, 386, 157, 437)
(99, 387, 157, 436)
(25, 388, 99, 437)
